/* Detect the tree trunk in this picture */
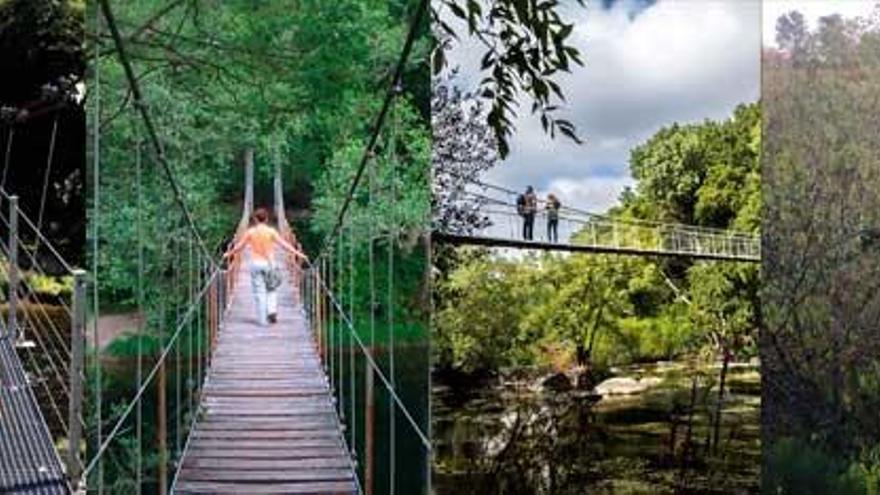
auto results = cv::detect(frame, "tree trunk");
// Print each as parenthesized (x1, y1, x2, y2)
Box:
(677, 375, 699, 491)
(712, 346, 730, 454)
(585, 305, 605, 362)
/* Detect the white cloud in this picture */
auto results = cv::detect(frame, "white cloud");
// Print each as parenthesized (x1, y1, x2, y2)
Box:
(543, 176, 636, 213)
(443, 0, 760, 213)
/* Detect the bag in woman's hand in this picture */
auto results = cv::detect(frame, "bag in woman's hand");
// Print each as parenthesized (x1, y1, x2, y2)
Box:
(265, 264, 283, 291)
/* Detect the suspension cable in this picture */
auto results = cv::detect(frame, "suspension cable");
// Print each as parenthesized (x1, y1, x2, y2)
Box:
(309, 263, 431, 449)
(36, 115, 59, 234)
(0, 188, 75, 274)
(91, 4, 104, 489)
(387, 99, 398, 495)
(135, 131, 144, 495)
(1, 126, 13, 190)
(451, 174, 758, 238)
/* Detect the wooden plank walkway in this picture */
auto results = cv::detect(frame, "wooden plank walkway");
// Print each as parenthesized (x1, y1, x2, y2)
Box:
(173, 254, 357, 494)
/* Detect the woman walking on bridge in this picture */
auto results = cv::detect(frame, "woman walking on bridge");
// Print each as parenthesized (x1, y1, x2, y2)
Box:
(224, 208, 308, 325)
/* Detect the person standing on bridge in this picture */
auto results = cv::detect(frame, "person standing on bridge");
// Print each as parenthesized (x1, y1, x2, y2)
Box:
(224, 208, 308, 326)
(546, 193, 561, 242)
(519, 186, 538, 240)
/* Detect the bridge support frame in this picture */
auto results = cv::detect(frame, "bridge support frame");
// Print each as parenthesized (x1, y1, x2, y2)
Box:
(68, 270, 87, 485)
(7, 195, 18, 341)
(365, 363, 375, 495)
(243, 149, 254, 219)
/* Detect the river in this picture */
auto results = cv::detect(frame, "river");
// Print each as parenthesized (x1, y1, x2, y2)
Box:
(433, 360, 760, 494)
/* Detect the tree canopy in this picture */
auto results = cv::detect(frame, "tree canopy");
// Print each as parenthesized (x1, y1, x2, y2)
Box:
(763, 9, 880, 492)
(92, 0, 430, 308)
(0, 0, 85, 266)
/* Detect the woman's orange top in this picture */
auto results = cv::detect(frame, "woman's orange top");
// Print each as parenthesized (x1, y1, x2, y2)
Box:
(247, 224, 278, 262)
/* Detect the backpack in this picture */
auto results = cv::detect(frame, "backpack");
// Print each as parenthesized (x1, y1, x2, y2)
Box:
(265, 261, 283, 291)
(516, 194, 526, 215)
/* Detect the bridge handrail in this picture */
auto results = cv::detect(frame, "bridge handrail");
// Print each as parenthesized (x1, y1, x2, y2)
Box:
(0, 187, 75, 274)
(440, 171, 759, 239)
(301, 258, 432, 450)
(472, 202, 760, 240)
(273, 165, 429, 448)
(79, 267, 222, 485)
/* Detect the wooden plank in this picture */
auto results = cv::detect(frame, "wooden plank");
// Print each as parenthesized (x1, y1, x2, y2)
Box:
(182, 457, 351, 470)
(183, 447, 348, 460)
(174, 480, 356, 494)
(176, 468, 353, 483)
(188, 438, 344, 450)
(197, 419, 337, 430)
(192, 429, 341, 440)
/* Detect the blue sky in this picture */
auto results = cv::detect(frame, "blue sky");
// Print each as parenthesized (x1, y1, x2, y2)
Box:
(443, 0, 762, 212)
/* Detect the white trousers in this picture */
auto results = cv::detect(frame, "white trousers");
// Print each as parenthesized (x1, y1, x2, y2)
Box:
(249, 259, 278, 325)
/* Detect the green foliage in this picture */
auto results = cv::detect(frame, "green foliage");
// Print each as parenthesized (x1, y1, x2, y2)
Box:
(433, 0, 585, 157)
(765, 438, 880, 495)
(434, 253, 534, 372)
(762, 9, 880, 473)
(310, 97, 430, 239)
(93, 0, 431, 319)
(627, 103, 761, 229)
(0, 0, 86, 266)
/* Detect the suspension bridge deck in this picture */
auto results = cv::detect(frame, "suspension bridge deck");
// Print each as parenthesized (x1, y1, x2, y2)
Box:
(0, 337, 68, 495)
(435, 231, 761, 262)
(173, 260, 356, 494)
(438, 178, 761, 262)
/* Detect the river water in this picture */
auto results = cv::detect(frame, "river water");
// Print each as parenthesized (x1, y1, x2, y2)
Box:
(433, 361, 760, 494)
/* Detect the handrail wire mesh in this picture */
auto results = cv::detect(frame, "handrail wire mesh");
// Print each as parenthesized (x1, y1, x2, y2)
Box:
(435, 174, 761, 262)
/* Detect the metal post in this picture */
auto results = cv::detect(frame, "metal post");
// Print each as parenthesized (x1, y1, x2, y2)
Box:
(8, 195, 18, 340)
(157, 359, 168, 495)
(207, 277, 215, 368)
(68, 270, 87, 485)
(244, 148, 254, 218)
(274, 159, 284, 225)
(365, 362, 375, 495)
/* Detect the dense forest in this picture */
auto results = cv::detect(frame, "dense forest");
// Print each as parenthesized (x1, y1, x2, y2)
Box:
(91, 0, 430, 308)
(435, 102, 760, 377)
(762, 10, 880, 493)
(0, 0, 85, 266)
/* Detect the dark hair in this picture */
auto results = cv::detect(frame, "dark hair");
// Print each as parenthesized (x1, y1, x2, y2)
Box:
(253, 208, 269, 223)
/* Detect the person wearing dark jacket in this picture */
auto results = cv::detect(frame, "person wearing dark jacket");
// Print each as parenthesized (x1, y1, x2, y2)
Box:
(521, 186, 537, 240)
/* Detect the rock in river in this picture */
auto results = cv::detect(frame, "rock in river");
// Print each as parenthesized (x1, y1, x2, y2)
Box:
(594, 376, 661, 396)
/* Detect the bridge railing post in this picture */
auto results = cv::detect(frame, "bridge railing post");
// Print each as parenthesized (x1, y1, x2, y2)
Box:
(68, 269, 87, 486)
(244, 148, 254, 219)
(365, 359, 375, 495)
(7, 195, 19, 341)
(214, 269, 227, 361)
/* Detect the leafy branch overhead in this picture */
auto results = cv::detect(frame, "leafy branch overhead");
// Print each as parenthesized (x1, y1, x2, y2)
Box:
(433, 0, 585, 157)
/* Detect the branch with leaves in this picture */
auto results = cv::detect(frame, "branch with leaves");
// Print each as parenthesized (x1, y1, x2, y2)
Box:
(432, 0, 585, 157)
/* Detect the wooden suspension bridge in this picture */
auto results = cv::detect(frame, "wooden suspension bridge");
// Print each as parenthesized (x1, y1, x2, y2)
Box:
(172, 247, 357, 494)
